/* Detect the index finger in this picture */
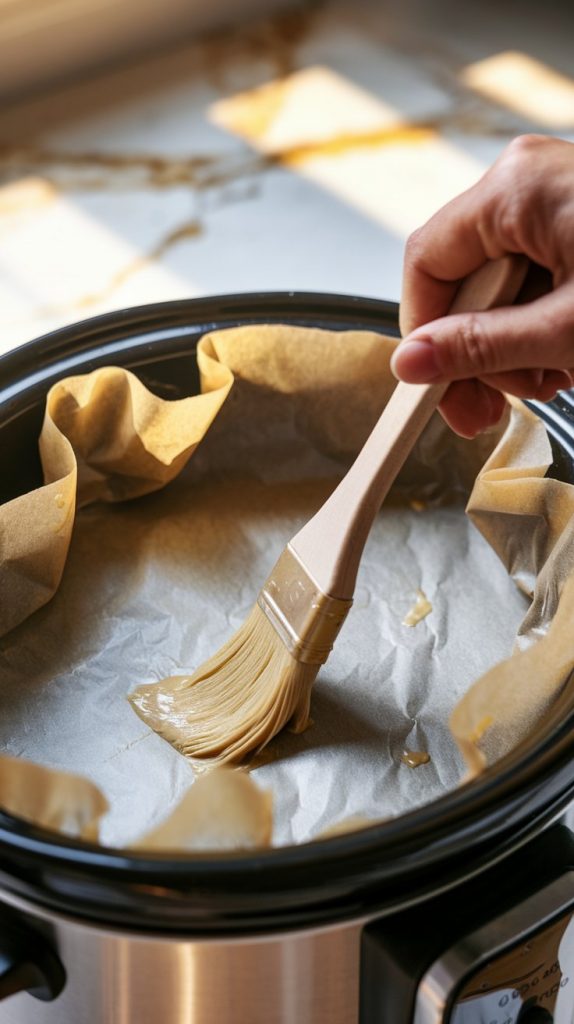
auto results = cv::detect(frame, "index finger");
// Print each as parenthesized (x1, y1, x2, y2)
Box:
(399, 180, 505, 337)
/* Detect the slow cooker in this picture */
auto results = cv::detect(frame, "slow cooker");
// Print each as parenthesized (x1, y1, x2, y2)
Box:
(0, 293, 573, 1024)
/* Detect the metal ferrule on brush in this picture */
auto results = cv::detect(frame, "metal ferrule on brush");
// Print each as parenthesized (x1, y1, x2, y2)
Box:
(257, 546, 353, 665)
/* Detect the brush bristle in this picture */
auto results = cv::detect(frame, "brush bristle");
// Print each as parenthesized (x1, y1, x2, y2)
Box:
(129, 604, 319, 765)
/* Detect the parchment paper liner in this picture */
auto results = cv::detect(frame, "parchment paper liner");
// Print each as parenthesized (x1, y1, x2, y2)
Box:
(0, 754, 107, 840)
(134, 768, 273, 851)
(1, 323, 573, 848)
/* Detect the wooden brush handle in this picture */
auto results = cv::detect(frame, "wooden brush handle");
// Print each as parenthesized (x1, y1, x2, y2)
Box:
(290, 255, 528, 599)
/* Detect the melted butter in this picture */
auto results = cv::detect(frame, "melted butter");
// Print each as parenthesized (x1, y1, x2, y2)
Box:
(53, 491, 73, 534)
(401, 748, 431, 768)
(469, 714, 494, 744)
(409, 498, 427, 512)
(402, 589, 432, 627)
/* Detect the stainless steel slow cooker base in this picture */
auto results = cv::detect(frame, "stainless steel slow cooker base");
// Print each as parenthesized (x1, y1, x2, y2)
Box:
(0, 889, 362, 1024)
(3, 827, 574, 1023)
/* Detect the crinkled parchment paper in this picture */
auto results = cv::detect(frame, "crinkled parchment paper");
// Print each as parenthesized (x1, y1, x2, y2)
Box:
(1, 324, 574, 848)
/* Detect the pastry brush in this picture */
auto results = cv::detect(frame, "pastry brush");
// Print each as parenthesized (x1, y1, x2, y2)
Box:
(130, 256, 528, 764)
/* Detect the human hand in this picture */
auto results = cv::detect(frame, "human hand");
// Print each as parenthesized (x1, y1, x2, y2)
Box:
(392, 135, 574, 437)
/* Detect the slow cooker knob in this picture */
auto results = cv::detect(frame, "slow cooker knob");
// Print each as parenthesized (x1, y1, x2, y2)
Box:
(516, 1006, 553, 1022)
(0, 918, 65, 1003)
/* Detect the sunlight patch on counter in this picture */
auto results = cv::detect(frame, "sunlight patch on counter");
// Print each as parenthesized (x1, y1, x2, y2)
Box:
(282, 133, 485, 237)
(462, 51, 574, 130)
(0, 176, 195, 352)
(210, 64, 487, 238)
(211, 65, 408, 152)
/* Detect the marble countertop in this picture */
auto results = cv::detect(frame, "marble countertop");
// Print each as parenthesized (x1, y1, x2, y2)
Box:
(1, 0, 573, 353)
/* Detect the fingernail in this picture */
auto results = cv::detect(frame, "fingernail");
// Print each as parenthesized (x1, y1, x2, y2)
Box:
(391, 336, 440, 383)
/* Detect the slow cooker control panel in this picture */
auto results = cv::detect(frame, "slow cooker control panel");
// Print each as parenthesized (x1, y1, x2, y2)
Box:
(416, 871, 574, 1024)
(360, 826, 574, 1024)
(447, 904, 572, 1023)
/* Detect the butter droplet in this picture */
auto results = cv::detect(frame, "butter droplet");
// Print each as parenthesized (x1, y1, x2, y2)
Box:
(55, 493, 65, 509)
(410, 498, 427, 512)
(469, 714, 494, 744)
(401, 748, 431, 768)
(402, 589, 432, 627)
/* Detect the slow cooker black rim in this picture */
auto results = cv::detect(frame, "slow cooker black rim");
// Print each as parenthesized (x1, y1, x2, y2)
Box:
(0, 291, 573, 934)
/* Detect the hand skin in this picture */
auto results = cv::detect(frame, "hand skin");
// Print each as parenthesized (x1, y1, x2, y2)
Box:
(392, 135, 574, 437)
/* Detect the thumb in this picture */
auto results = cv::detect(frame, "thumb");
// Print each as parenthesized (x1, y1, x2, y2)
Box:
(391, 288, 574, 383)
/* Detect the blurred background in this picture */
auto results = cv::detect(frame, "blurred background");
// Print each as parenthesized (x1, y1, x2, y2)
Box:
(0, 0, 573, 352)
